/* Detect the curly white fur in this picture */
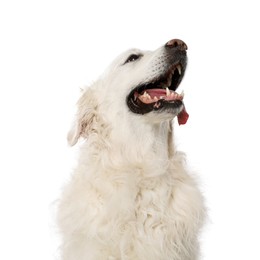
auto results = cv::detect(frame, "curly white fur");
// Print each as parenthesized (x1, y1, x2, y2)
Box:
(58, 42, 205, 260)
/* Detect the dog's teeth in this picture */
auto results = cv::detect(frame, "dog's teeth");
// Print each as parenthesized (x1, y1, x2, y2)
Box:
(177, 65, 182, 75)
(180, 90, 184, 97)
(154, 96, 158, 101)
(166, 87, 170, 96)
(144, 91, 151, 100)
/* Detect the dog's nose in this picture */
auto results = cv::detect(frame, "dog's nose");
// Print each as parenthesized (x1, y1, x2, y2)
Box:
(165, 39, 188, 51)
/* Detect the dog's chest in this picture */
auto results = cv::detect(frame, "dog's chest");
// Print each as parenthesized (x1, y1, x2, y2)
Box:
(95, 173, 201, 259)
(60, 168, 203, 259)
(103, 173, 186, 235)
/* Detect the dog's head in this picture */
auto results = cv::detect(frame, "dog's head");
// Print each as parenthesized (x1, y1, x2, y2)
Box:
(68, 39, 189, 146)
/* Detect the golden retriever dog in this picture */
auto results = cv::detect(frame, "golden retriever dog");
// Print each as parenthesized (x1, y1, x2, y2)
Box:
(58, 39, 205, 260)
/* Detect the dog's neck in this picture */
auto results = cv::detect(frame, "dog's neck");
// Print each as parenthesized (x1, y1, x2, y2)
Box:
(83, 116, 176, 176)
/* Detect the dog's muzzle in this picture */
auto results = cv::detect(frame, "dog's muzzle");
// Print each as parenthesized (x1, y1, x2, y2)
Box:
(126, 39, 189, 125)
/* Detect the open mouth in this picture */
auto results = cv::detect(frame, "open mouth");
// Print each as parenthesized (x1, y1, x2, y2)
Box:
(126, 61, 189, 124)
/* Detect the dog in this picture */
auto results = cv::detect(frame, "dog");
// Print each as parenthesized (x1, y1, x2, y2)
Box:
(58, 39, 205, 260)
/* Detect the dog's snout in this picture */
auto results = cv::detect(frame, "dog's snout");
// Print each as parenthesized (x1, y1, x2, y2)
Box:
(165, 39, 188, 51)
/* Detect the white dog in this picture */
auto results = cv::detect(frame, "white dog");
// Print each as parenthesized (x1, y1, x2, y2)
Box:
(58, 39, 205, 260)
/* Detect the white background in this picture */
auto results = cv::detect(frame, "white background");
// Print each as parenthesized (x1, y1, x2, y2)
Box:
(0, 0, 260, 259)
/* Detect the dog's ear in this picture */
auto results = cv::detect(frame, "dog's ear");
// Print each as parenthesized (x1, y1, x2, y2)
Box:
(67, 89, 97, 146)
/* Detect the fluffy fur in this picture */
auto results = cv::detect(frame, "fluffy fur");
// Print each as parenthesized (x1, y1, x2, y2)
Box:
(58, 41, 205, 260)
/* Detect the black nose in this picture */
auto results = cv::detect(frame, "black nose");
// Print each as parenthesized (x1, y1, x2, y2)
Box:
(165, 39, 188, 51)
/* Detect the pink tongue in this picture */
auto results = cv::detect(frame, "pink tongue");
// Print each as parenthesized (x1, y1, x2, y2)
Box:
(177, 106, 189, 125)
(145, 89, 166, 98)
(143, 88, 189, 125)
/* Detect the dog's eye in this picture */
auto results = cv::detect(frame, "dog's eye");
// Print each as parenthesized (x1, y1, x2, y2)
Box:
(124, 54, 141, 64)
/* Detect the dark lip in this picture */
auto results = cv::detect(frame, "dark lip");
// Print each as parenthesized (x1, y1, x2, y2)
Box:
(126, 54, 187, 115)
